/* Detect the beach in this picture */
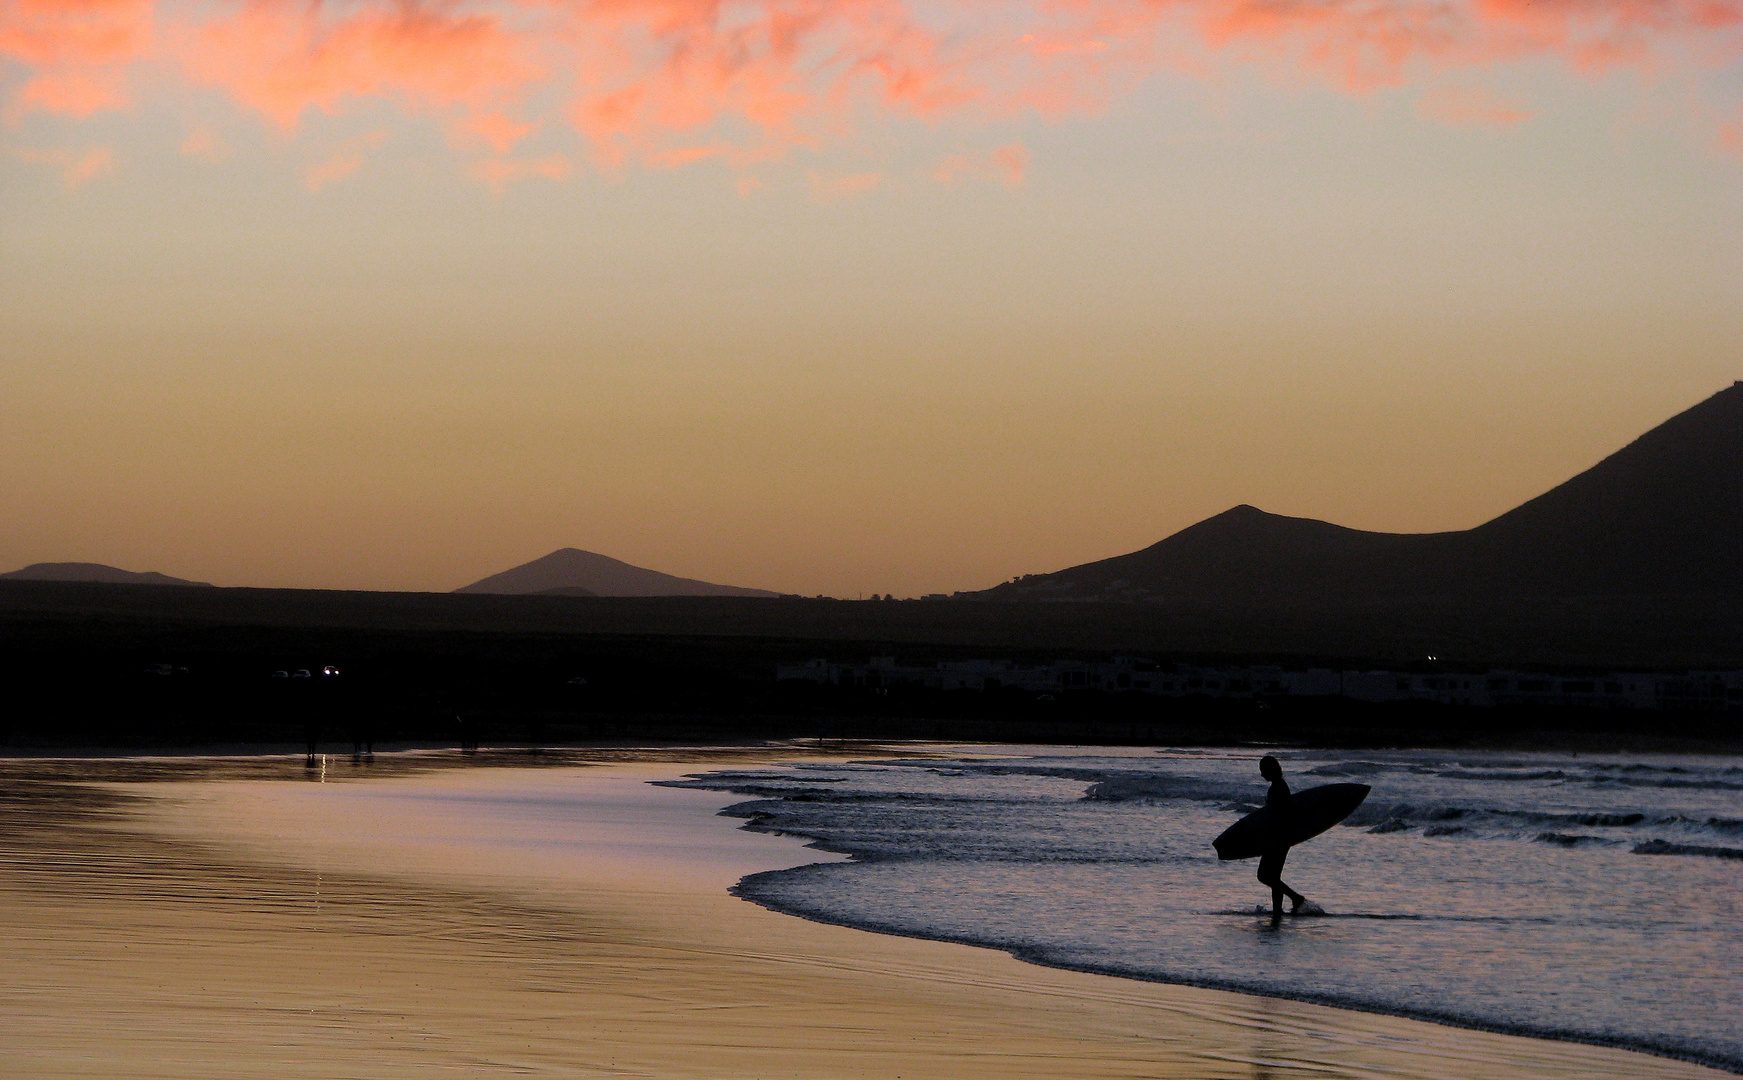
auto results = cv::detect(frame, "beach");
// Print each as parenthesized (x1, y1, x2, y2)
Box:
(0, 748, 1729, 1080)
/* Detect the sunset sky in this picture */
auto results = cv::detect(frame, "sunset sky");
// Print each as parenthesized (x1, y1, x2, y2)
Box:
(2, 0, 1740, 596)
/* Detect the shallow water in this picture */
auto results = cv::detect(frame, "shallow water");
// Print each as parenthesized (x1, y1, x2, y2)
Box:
(10, 754, 1728, 1080)
(666, 747, 1743, 1072)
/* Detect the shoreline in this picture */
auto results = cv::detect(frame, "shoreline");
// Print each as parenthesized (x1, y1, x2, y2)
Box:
(2, 749, 1731, 1079)
(7, 721, 1743, 762)
(730, 877, 1742, 1077)
(691, 753, 1743, 1077)
(694, 756, 1743, 1076)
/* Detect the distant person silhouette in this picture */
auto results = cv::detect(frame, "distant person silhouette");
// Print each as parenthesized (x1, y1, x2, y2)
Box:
(1257, 756, 1308, 924)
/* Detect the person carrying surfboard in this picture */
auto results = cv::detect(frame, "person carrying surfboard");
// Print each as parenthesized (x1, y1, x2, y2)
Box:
(1212, 758, 1367, 921)
(1257, 756, 1310, 921)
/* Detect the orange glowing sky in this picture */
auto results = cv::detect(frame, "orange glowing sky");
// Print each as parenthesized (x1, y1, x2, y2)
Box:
(2, 0, 1739, 595)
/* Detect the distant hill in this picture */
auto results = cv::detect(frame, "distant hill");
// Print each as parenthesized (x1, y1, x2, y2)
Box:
(0, 562, 213, 587)
(455, 548, 781, 598)
(975, 381, 1743, 602)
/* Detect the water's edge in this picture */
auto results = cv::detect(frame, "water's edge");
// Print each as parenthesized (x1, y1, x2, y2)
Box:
(716, 802, 1743, 1077)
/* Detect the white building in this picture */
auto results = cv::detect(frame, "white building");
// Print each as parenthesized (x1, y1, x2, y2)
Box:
(777, 657, 1743, 711)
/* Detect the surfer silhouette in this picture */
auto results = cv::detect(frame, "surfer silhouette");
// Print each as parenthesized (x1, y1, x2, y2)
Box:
(1257, 756, 1308, 923)
(1212, 757, 1368, 922)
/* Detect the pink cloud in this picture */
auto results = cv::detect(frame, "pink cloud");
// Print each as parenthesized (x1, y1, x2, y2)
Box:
(0, 0, 152, 119)
(179, 0, 545, 143)
(1716, 105, 1743, 153)
(452, 111, 537, 154)
(14, 141, 113, 183)
(991, 141, 1028, 186)
(179, 121, 224, 159)
(1, 0, 1737, 174)
(933, 141, 1028, 186)
(301, 129, 387, 192)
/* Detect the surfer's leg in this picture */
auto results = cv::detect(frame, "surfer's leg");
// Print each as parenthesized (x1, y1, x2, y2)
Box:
(1257, 850, 1286, 917)
(1259, 848, 1306, 913)
(1279, 869, 1305, 912)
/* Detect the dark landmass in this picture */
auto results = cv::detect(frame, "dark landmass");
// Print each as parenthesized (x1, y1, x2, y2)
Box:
(456, 547, 781, 597)
(2, 579, 1738, 754)
(0, 562, 213, 587)
(4, 382, 1737, 753)
(975, 382, 1742, 602)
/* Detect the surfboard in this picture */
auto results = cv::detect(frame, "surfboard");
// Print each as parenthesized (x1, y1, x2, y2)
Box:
(1212, 782, 1370, 861)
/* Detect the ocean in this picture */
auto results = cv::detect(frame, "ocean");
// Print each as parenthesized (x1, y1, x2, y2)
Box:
(664, 747, 1743, 1072)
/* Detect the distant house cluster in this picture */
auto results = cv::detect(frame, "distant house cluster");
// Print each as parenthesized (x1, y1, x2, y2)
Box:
(776, 657, 1743, 711)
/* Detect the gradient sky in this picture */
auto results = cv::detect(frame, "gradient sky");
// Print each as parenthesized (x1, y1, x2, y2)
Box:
(2, 0, 1740, 596)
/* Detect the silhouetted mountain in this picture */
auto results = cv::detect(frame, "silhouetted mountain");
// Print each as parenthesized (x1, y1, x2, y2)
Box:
(455, 548, 781, 598)
(976, 382, 1743, 602)
(0, 562, 213, 587)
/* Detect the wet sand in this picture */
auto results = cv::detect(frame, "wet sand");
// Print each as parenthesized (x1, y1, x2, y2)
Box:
(1, 751, 1729, 1080)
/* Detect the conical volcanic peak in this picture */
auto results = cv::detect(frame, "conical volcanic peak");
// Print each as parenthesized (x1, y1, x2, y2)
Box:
(0, 562, 213, 587)
(976, 382, 1741, 602)
(455, 548, 781, 598)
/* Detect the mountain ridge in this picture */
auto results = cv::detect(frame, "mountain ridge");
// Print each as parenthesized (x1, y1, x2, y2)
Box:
(974, 382, 1743, 602)
(0, 562, 213, 587)
(455, 548, 781, 598)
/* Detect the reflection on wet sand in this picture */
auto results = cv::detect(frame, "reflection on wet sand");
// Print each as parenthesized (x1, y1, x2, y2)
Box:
(0, 751, 1730, 1080)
